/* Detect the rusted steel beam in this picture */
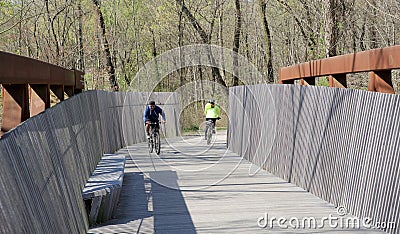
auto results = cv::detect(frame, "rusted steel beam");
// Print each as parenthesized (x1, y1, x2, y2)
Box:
(74, 70, 85, 90)
(300, 77, 315, 86)
(50, 85, 65, 102)
(368, 71, 394, 94)
(0, 51, 75, 85)
(1, 84, 29, 134)
(0, 51, 85, 135)
(30, 85, 50, 117)
(280, 80, 294, 84)
(279, 45, 400, 81)
(329, 74, 347, 88)
(65, 86, 74, 97)
(279, 70, 294, 84)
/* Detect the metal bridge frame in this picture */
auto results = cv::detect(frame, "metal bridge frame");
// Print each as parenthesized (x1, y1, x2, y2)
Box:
(2, 46, 399, 134)
(0, 51, 84, 135)
(279, 45, 400, 94)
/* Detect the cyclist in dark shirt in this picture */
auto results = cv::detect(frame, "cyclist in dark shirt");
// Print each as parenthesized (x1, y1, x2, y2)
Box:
(143, 100, 166, 139)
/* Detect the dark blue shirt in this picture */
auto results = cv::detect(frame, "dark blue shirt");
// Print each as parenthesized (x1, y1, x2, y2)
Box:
(143, 105, 166, 123)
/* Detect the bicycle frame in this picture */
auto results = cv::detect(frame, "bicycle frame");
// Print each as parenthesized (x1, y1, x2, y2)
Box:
(205, 120, 215, 145)
(149, 122, 160, 135)
(148, 122, 161, 155)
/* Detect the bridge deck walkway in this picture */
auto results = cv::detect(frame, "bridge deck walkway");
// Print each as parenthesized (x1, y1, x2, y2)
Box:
(89, 131, 381, 233)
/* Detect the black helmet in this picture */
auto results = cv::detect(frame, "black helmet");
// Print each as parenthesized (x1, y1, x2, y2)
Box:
(210, 99, 215, 104)
(149, 100, 156, 105)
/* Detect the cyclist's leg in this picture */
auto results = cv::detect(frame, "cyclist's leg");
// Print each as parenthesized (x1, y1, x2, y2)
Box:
(154, 126, 161, 154)
(205, 118, 210, 139)
(145, 123, 151, 138)
(155, 123, 160, 140)
(212, 118, 216, 133)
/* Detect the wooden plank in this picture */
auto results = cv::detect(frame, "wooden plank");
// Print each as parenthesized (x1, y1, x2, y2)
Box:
(89, 132, 383, 233)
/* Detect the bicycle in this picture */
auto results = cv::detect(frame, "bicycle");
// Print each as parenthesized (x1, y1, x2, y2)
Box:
(205, 119, 216, 145)
(148, 122, 161, 155)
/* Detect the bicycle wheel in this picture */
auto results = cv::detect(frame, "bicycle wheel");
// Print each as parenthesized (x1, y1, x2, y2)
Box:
(148, 130, 154, 153)
(206, 122, 213, 145)
(154, 132, 161, 155)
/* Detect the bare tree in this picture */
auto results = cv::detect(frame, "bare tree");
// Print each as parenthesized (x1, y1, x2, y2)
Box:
(76, 0, 85, 71)
(369, 0, 378, 49)
(92, 0, 118, 91)
(323, 0, 344, 57)
(2, 0, 400, 93)
(258, 0, 274, 82)
(177, 1, 184, 90)
(217, 4, 226, 82)
(232, 0, 241, 86)
(175, 0, 227, 89)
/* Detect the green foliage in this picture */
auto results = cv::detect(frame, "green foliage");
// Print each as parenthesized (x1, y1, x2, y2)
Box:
(316, 77, 329, 87)
(216, 126, 227, 130)
(0, 0, 13, 8)
(0, 0, 16, 23)
(183, 125, 199, 132)
(1, 0, 399, 92)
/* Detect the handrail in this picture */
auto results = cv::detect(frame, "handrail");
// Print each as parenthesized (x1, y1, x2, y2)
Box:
(0, 51, 85, 135)
(279, 45, 400, 94)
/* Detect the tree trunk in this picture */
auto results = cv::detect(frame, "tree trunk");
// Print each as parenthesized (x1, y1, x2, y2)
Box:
(132, 0, 140, 89)
(323, 0, 343, 57)
(178, 2, 184, 89)
(258, 0, 274, 83)
(175, 0, 227, 89)
(77, 0, 85, 71)
(369, 0, 378, 49)
(18, 0, 24, 54)
(92, 0, 118, 91)
(232, 0, 241, 86)
(199, 66, 205, 106)
(218, 9, 226, 82)
(277, 0, 318, 60)
(150, 28, 161, 91)
(45, 0, 60, 63)
(323, 0, 333, 57)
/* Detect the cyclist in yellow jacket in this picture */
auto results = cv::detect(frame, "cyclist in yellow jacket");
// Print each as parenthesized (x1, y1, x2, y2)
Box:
(204, 99, 220, 139)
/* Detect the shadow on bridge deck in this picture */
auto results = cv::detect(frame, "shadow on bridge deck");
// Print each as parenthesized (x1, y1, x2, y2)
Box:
(89, 132, 383, 233)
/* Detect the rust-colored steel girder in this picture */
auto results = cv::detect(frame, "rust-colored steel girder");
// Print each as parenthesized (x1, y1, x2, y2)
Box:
(0, 51, 84, 136)
(0, 51, 76, 85)
(368, 71, 394, 94)
(1, 85, 30, 134)
(30, 84, 50, 117)
(279, 45, 399, 94)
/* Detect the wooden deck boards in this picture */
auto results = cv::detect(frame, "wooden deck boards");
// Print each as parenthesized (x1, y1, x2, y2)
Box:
(89, 132, 383, 233)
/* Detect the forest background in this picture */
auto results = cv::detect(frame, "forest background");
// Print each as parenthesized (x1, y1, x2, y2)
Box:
(1, 0, 399, 130)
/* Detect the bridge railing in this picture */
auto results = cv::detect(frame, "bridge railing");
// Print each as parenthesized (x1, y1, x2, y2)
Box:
(0, 51, 84, 135)
(0, 90, 180, 233)
(228, 84, 400, 233)
(279, 45, 400, 94)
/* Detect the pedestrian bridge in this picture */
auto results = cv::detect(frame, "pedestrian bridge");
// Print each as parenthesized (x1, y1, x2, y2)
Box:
(1, 47, 400, 233)
(0, 86, 398, 233)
